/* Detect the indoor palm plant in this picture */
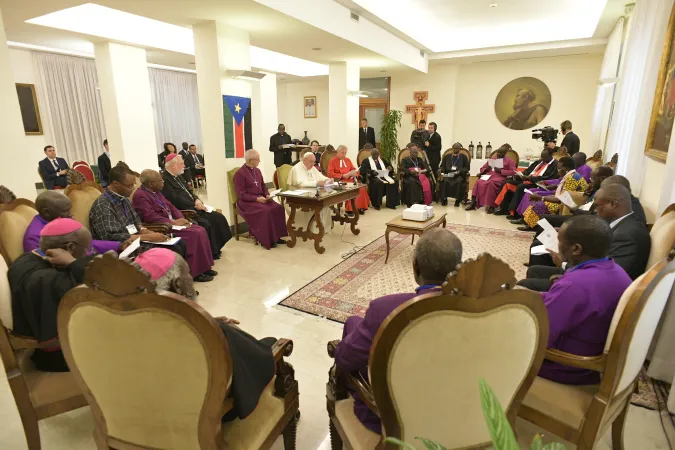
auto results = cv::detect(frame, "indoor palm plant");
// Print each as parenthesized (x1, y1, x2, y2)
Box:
(385, 379, 565, 450)
(380, 110, 403, 165)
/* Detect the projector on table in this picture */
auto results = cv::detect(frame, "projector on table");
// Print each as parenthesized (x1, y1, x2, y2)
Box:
(402, 204, 434, 222)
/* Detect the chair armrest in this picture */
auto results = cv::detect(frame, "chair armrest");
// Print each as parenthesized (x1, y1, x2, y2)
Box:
(272, 338, 294, 362)
(180, 210, 196, 220)
(272, 338, 298, 398)
(346, 372, 379, 417)
(142, 223, 171, 234)
(545, 348, 606, 372)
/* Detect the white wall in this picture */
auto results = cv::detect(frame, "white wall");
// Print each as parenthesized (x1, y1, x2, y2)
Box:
(8, 48, 50, 175)
(277, 78, 329, 146)
(452, 54, 602, 158)
(640, 158, 667, 223)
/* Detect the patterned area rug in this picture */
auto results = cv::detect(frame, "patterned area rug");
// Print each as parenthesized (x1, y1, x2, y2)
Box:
(631, 366, 672, 411)
(280, 224, 534, 323)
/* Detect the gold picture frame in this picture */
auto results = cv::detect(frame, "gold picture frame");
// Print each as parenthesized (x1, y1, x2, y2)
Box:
(15, 83, 43, 135)
(304, 96, 317, 119)
(645, 4, 675, 163)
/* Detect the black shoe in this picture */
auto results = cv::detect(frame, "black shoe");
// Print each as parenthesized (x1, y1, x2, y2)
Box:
(205, 270, 218, 277)
(194, 274, 214, 282)
(493, 208, 509, 216)
(374, 206, 381, 210)
(465, 203, 477, 211)
(270, 243, 277, 249)
(486, 207, 495, 214)
(518, 226, 536, 232)
(441, 200, 448, 206)
(213, 253, 221, 260)
(454, 201, 461, 207)
(359, 209, 366, 215)
(346, 212, 355, 217)
(275, 239, 286, 245)
(507, 216, 522, 222)
(511, 218, 525, 225)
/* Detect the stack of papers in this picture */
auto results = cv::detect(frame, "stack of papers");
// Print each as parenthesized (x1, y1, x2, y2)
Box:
(480, 175, 492, 181)
(556, 191, 577, 209)
(268, 189, 282, 198)
(283, 190, 312, 196)
(532, 218, 558, 255)
(579, 201, 593, 211)
(172, 225, 186, 230)
(141, 236, 182, 246)
(488, 159, 504, 169)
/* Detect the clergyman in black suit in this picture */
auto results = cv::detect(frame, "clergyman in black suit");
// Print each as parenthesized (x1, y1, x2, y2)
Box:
(38, 145, 69, 190)
(517, 184, 650, 292)
(161, 153, 232, 258)
(98, 139, 112, 187)
(560, 120, 580, 156)
(269, 124, 293, 167)
(358, 118, 376, 150)
(424, 121, 442, 174)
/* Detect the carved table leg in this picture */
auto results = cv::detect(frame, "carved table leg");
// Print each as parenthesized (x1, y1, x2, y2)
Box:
(349, 198, 361, 235)
(313, 206, 326, 254)
(329, 420, 343, 450)
(384, 228, 391, 264)
(286, 204, 298, 248)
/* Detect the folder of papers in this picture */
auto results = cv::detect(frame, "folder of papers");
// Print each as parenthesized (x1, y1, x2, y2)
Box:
(488, 159, 504, 169)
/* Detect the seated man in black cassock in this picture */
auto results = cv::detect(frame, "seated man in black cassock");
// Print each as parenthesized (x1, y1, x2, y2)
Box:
(493, 148, 558, 216)
(134, 248, 278, 421)
(8, 218, 95, 371)
(400, 144, 435, 207)
(162, 153, 232, 259)
(359, 145, 399, 210)
(438, 142, 470, 207)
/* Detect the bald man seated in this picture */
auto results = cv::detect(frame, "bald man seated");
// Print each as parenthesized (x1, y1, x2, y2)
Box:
(134, 248, 277, 421)
(9, 218, 96, 371)
(331, 228, 463, 433)
(23, 191, 126, 254)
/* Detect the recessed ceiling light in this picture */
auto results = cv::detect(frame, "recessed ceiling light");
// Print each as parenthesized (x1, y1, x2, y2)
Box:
(490, 3, 498, 7)
(380, 70, 386, 73)
(312, 47, 322, 51)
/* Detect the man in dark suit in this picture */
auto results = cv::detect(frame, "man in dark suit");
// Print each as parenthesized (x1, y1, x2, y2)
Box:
(187, 144, 206, 178)
(97, 139, 111, 187)
(424, 121, 442, 174)
(179, 142, 194, 185)
(560, 120, 580, 156)
(39, 145, 69, 190)
(161, 153, 232, 259)
(518, 184, 650, 291)
(269, 124, 293, 167)
(358, 118, 376, 150)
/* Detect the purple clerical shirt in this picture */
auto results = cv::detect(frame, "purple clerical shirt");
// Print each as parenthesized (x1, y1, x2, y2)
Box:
(539, 258, 631, 385)
(23, 215, 120, 255)
(334, 286, 441, 433)
(577, 164, 592, 183)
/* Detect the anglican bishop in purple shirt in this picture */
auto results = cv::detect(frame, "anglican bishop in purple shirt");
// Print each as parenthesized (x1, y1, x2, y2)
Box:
(333, 229, 463, 433)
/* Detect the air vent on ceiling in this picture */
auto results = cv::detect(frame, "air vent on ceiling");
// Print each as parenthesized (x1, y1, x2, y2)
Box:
(350, 11, 360, 22)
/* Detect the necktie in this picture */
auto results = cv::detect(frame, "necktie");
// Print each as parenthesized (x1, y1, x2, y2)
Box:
(375, 160, 382, 170)
(52, 159, 59, 171)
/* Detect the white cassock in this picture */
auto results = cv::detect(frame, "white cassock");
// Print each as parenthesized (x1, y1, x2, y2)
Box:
(287, 163, 333, 234)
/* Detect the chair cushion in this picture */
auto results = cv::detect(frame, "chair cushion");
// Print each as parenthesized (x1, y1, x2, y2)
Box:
(0, 256, 12, 329)
(0, 210, 33, 263)
(521, 377, 598, 429)
(221, 378, 286, 450)
(648, 212, 675, 270)
(69, 189, 101, 230)
(334, 397, 381, 450)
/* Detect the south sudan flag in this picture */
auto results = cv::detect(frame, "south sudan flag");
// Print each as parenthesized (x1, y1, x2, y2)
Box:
(223, 95, 252, 159)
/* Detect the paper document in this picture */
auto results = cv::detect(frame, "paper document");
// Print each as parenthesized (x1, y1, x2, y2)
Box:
(444, 173, 456, 179)
(524, 189, 535, 195)
(283, 190, 311, 196)
(536, 228, 558, 251)
(579, 201, 593, 211)
(557, 191, 577, 209)
(488, 159, 504, 169)
(280, 144, 296, 149)
(514, 171, 525, 177)
(142, 236, 182, 246)
(530, 245, 550, 256)
(119, 238, 140, 259)
(268, 189, 282, 197)
(172, 225, 186, 230)
(377, 169, 389, 178)
(204, 204, 215, 213)
(480, 175, 492, 181)
(537, 218, 554, 232)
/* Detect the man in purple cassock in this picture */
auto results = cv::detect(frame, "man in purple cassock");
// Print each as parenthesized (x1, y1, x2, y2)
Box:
(465, 144, 517, 213)
(573, 152, 592, 183)
(23, 191, 122, 255)
(537, 215, 631, 385)
(132, 169, 217, 282)
(234, 149, 288, 250)
(331, 229, 463, 432)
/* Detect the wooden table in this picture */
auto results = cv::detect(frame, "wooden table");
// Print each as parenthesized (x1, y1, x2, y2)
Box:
(278, 183, 365, 254)
(384, 213, 447, 264)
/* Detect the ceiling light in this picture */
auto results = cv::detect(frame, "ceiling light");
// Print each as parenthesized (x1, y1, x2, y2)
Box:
(490, 3, 498, 7)
(26, 3, 329, 77)
(227, 70, 266, 81)
(312, 47, 322, 51)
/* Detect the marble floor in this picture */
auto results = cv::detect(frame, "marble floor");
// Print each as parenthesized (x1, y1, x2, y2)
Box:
(0, 203, 672, 449)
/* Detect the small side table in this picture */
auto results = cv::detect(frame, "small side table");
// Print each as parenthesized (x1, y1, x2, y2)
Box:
(384, 213, 448, 264)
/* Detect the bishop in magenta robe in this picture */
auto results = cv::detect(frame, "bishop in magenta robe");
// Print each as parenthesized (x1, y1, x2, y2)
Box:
(466, 145, 517, 211)
(234, 151, 288, 250)
(23, 212, 119, 255)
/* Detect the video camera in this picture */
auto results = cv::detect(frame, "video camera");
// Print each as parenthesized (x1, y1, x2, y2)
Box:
(531, 126, 559, 143)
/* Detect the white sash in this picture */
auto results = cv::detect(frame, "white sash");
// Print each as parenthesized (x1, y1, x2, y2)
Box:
(368, 157, 394, 184)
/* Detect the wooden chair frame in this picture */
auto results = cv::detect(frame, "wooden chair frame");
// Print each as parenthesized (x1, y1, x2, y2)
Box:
(519, 252, 675, 449)
(488, 148, 520, 168)
(57, 254, 299, 449)
(437, 147, 472, 201)
(0, 199, 37, 266)
(226, 167, 257, 244)
(327, 254, 549, 449)
(357, 148, 373, 167)
(320, 149, 338, 176)
(73, 165, 96, 183)
(37, 167, 65, 191)
(397, 148, 431, 192)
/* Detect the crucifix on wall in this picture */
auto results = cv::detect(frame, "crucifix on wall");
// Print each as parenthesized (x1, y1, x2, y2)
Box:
(405, 91, 435, 125)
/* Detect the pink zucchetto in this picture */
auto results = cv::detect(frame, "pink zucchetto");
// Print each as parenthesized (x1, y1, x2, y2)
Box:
(165, 153, 178, 163)
(40, 218, 83, 236)
(135, 248, 176, 280)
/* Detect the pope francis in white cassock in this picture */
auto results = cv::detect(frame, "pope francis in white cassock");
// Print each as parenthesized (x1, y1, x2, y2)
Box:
(286, 152, 333, 234)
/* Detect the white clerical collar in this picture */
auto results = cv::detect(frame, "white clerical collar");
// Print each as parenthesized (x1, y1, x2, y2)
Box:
(340, 159, 346, 168)
(610, 212, 633, 229)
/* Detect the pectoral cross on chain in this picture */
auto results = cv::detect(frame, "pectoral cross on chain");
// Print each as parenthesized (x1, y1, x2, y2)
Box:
(254, 180, 259, 186)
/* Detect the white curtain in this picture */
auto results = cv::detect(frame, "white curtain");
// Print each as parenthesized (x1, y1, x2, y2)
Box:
(32, 52, 106, 165)
(148, 68, 202, 153)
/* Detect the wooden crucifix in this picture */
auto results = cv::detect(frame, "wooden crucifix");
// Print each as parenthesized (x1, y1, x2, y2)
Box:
(405, 91, 435, 125)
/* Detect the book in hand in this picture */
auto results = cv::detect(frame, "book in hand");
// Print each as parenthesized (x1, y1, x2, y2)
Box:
(280, 144, 296, 149)
(141, 236, 182, 246)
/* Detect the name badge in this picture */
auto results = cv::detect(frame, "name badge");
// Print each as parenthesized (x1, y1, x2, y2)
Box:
(126, 224, 138, 235)
(451, 166, 457, 171)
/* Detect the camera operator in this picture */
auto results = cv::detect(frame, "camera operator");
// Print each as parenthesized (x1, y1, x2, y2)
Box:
(410, 120, 430, 149)
(560, 120, 580, 156)
(546, 139, 559, 154)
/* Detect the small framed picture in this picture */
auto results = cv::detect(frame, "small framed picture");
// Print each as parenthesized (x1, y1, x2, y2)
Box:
(304, 96, 317, 119)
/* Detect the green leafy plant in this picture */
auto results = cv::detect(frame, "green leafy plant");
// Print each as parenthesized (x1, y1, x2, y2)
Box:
(380, 110, 403, 165)
(384, 379, 566, 450)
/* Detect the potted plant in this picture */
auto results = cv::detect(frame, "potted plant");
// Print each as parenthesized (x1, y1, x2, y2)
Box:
(386, 379, 565, 450)
(380, 110, 403, 166)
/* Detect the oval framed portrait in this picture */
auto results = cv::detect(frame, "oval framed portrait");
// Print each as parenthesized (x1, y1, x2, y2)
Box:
(494, 77, 551, 130)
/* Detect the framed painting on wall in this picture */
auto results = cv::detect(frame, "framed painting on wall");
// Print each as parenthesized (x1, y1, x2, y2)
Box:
(646, 4, 675, 163)
(15, 83, 43, 135)
(304, 96, 317, 118)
